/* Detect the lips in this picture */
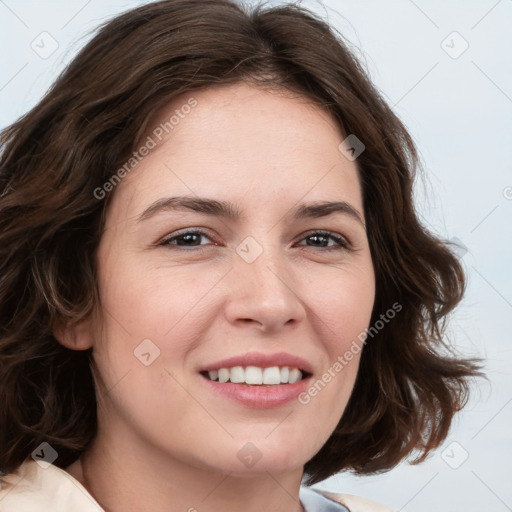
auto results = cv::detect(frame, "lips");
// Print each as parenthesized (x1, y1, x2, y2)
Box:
(198, 352, 313, 408)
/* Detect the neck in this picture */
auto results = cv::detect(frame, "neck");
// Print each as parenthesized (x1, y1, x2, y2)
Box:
(66, 427, 305, 512)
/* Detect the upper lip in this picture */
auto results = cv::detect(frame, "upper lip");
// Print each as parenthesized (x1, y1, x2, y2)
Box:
(201, 352, 313, 374)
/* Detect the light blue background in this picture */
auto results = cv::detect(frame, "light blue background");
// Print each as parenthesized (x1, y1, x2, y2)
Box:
(1, 1, 511, 510)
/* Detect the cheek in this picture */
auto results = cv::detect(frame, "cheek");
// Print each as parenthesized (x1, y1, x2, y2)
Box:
(303, 264, 374, 414)
(314, 264, 375, 349)
(96, 248, 221, 341)
(91, 252, 228, 404)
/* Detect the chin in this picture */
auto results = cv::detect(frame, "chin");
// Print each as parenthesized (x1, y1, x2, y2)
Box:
(200, 431, 323, 477)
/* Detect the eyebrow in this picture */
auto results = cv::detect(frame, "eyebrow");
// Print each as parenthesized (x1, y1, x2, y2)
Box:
(136, 196, 365, 227)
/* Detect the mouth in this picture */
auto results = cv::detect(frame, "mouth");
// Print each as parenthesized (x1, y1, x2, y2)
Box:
(200, 365, 312, 386)
(198, 352, 313, 408)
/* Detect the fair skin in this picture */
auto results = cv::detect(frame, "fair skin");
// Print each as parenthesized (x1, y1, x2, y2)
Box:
(59, 82, 375, 512)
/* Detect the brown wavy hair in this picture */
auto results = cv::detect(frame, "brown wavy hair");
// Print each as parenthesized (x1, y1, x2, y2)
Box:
(0, 0, 481, 485)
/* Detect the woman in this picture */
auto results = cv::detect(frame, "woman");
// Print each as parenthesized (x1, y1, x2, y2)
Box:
(0, 1, 481, 511)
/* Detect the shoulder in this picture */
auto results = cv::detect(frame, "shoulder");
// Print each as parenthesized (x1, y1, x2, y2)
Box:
(0, 459, 103, 512)
(320, 490, 397, 512)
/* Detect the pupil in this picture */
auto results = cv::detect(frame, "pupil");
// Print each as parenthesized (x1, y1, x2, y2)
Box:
(310, 235, 326, 246)
(179, 234, 199, 246)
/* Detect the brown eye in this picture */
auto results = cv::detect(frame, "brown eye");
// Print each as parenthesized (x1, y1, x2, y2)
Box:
(160, 230, 214, 249)
(296, 231, 350, 251)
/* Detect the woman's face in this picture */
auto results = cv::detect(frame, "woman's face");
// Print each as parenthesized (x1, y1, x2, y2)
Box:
(83, 82, 375, 477)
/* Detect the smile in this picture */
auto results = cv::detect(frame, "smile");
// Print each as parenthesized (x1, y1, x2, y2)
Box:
(199, 352, 314, 408)
(203, 366, 308, 385)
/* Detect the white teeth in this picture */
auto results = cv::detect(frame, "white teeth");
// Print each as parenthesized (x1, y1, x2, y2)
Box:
(288, 368, 302, 384)
(205, 365, 305, 385)
(245, 366, 263, 385)
(230, 366, 245, 384)
(218, 368, 230, 383)
(262, 367, 281, 385)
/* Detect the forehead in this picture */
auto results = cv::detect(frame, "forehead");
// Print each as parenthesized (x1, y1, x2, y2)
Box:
(109, 82, 363, 220)
(146, 82, 344, 153)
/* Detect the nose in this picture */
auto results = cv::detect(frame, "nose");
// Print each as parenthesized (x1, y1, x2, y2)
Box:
(224, 242, 306, 334)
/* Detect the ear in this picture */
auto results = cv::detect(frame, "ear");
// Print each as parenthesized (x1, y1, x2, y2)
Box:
(53, 317, 94, 351)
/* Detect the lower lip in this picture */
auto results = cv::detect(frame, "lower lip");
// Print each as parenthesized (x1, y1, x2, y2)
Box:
(201, 375, 311, 409)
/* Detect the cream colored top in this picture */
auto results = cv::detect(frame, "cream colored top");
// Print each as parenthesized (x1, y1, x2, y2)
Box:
(0, 460, 396, 512)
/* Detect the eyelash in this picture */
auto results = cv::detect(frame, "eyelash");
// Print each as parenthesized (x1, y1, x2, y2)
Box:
(159, 229, 351, 252)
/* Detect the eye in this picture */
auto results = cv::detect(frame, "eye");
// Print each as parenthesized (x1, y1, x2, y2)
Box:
(295, 230, 351, 251)
(159, 229, 214, 249)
